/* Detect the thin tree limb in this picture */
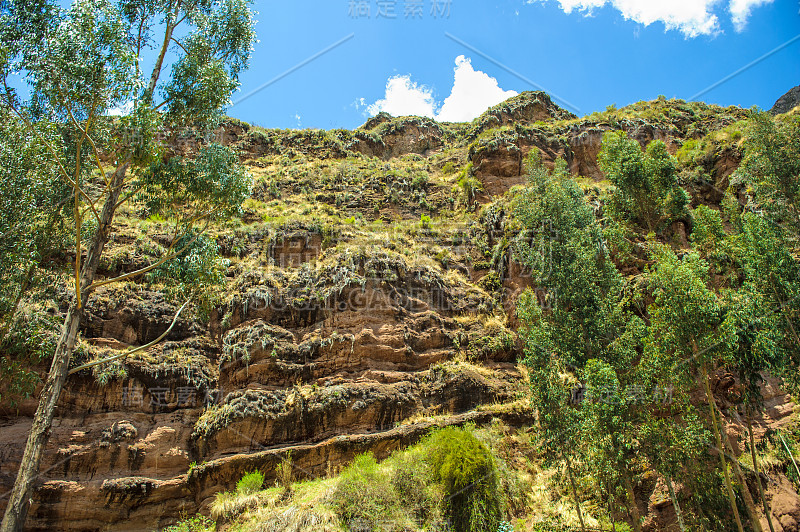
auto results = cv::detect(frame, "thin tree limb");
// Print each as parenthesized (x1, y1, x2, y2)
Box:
(170, 36, 189, 55)
(1, 86, 103, 225)
(67, 300, 190, 376)
(88, 217, 210, 290)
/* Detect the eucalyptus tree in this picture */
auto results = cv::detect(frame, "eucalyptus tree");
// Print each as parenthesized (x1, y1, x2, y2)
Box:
(598, 132, 689, 233)
(727, 114, 800, 522)
(731, 152, 800, 369)
(723, 284, 783, 532)
(645, 244, 752, 532)
(734, 111, 800, 235)
(638, 324, 713, 531)
(513, 157, 623, 367)
(749, 217, 799, 331)
(518, 293, 588, 531)
(514, 156, 631, 530)
(0, 110, 68, 405)
(576, 281, 651, 532)
(723, 210, 799, 532)
(582, 358, 645, 532)
(0, 0, 256, 529)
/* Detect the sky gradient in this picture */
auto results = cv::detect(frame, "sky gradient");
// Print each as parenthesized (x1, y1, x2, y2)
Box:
(224, 0, 799, 129)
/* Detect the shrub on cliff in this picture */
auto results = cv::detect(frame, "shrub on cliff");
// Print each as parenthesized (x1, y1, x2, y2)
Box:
(236, 471, 265, 495)
(330, 428, 505, 532)
(331, 453, 408, 531)
(424, 426, 503, 532)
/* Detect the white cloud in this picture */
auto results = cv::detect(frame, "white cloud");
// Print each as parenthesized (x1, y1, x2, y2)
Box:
(366, 56, 518, 122)
(366, 76, 438, 118)
(531, 0, 772, 36)
(437, 56, 519, 122)
(729, 0, 774, 31)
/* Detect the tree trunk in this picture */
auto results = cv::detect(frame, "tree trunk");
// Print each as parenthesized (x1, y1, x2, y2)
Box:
(746, 411, 776, 532)
(622, 472, 643, 532)
(608, 495, 617, 532)
(721, 416, 764, 532)
(146, 20, 176, 99)
(701, 363, 745, 532)
(666, 476, 687, 532)
(597, 478, 617, 532)
(565, 454, 587, 532)
(0, 165, 127, 532)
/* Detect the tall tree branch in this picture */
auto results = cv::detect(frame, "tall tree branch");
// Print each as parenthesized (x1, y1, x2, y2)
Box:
(67, 300, 190, 376)
(88, 216, 211, 290)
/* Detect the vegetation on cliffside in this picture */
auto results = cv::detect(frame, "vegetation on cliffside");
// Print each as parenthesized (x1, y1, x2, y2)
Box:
(1, 6, 799, 527)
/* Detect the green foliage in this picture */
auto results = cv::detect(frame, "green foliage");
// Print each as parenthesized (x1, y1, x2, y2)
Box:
(164, 0, 256, 124)
(690, 205, 727, 258)
(599, 131, 689, 232)
(13, 0, 139, 121)
(441, 161, 458, 175)
(138, 143, 252, 221)
(456, 163, 481, 206)
(236, 470, 264, 495)
(0, 111, 68, 403)
(514, 157, 623, 368)
(151, 232, 227, 286)
(424, 427, 502, 532)
(0, 113, 66, 286)
(730, 212, 800, 396)
(477, 271, 503, 293)
(331, 453, 406, 530)
(0, 311, 59, 405)
(160, 515, 214, 532)
(148, 231, 228, 318)
(733, 111, 800, 233)
(645, 244, 732, 372)
(328, 427, 512, 532)
(676, 137, 715, 169)
(411, 172, 429, 189)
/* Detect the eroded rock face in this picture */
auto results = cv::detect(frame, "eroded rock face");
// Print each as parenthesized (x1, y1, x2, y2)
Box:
(771, 85, 800, 115)
(1, 92, 793, 532)
(469, 118, 686, 197)
(474, 91, 577, 133)
(354, 116, 446, 159)
(0, 244, 522, 531)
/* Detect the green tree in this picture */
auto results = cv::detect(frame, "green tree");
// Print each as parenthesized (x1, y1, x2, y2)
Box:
(733, 111, 800, 234)
(582, 359, 646, 532)
(514, 158, 632, 530)
(0, 0, 255, 529)
(517, 297, 588, 531)
(599, 131, 689, 233)
(645, 244, 749, 532)
(513, 158, 623, 366)
(722, 211, 799, 532)
(0, 110, 69, 404)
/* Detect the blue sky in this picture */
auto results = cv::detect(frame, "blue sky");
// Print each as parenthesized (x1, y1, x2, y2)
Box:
(226, 0, 800, 129)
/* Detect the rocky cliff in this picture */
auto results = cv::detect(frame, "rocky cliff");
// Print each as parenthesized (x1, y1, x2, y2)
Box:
(1, 91, 798, 531)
